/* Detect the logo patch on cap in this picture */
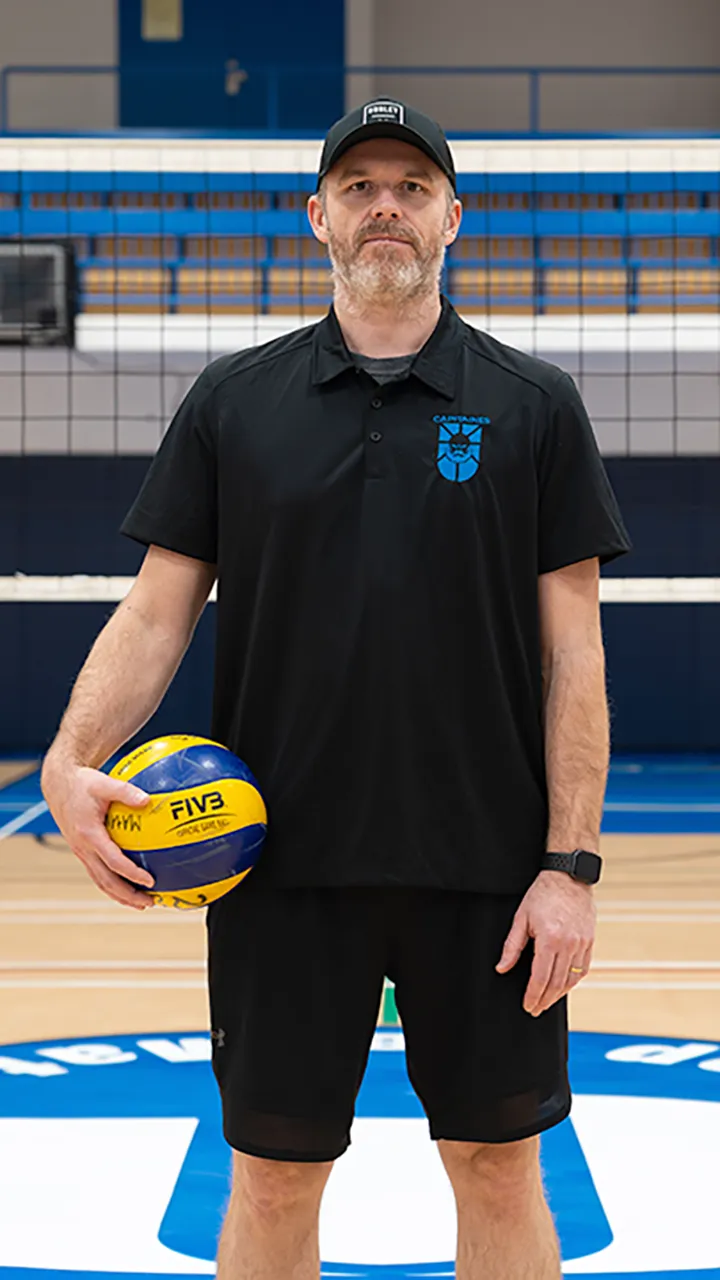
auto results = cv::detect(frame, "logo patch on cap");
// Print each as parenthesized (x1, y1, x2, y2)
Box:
(363, 100, 405, 126)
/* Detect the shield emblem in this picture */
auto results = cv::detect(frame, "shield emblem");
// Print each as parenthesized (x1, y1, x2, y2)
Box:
(435, 421, 483, 482)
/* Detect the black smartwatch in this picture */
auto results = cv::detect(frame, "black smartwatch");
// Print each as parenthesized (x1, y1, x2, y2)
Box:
(541, 850, 602, 885)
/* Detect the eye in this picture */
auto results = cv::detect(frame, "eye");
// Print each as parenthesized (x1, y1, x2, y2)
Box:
(404, 181, 426, 194)
(348, 181, 370, 193)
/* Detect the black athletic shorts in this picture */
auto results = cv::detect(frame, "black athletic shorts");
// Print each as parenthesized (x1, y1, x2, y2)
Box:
(206, 881, 570, 1162)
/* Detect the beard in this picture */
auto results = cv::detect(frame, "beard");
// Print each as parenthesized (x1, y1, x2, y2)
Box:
(326, 216, 446, 310)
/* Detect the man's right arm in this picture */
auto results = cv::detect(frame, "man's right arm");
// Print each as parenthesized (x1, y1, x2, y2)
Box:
(41, 544, 216, 909)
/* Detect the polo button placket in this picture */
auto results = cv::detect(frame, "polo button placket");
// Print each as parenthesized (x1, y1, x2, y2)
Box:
(365, 394, 386, 477)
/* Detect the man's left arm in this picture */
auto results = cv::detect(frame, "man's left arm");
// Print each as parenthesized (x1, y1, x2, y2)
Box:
(496, 556, 606, 1015)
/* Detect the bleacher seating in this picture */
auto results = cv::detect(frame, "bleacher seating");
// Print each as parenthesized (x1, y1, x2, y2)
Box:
(82, 266, 171, 312)
(267, 266, 333, 313)
(176, 267, 262, 313)
(542, 269, 629, 313)
(2, 168, 720, 314)
(635, 267, 720, 311)
(451, 268, 535, 313)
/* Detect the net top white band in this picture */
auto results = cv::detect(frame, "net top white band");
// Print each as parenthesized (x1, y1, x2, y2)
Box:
(1, 577, 719, 604)
(2, 137, 720, 174)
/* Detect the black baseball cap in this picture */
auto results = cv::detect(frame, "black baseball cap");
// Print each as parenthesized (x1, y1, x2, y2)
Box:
(317, 98, 457, 193)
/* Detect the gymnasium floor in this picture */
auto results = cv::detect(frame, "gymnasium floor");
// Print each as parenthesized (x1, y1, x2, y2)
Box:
(0, 756, 719, 1278)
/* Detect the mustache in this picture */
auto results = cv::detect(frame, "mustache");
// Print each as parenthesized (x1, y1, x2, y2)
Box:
(354, 221, 420, 251)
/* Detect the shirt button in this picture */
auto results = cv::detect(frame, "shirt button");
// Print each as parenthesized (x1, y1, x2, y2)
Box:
(371, 397, 382, 409)
(369, 430, 383, 443)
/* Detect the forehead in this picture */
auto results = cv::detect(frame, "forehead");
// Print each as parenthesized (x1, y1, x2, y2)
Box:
(331, 137, 443, 181)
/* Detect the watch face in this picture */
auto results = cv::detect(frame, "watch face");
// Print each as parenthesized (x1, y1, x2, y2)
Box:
(575, 850, 601, 884)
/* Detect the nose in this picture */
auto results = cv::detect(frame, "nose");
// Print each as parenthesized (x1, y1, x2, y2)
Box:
(369, 184, 402, 220)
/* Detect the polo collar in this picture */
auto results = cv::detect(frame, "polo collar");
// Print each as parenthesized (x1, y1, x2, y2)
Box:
(311, 296, 462, 399)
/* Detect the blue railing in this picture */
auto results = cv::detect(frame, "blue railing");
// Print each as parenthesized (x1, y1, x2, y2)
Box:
(3, 63, 720, 136)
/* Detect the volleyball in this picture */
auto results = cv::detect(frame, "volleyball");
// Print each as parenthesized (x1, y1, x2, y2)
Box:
(105, 735, 267, 909)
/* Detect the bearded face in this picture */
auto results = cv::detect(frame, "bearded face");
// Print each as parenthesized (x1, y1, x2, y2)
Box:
(325, 209, 449, 307)
(308, 138, 461, 312)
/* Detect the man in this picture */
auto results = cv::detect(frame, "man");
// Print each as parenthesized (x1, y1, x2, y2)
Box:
(42, 99, 631, 1279)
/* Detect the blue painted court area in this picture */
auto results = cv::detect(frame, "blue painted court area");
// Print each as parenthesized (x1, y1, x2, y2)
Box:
(0, 1029, 719, 1277)
(601, 755, 720, 833)
(2, 756, 720, 839)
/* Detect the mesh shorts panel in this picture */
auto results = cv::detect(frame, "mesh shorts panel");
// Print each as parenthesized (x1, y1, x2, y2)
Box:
(427, 1079, 571, 1144)
(222, 1108, 351, 1162)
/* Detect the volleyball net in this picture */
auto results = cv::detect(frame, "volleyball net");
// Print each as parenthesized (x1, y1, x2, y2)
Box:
(1, 136, 720, 457)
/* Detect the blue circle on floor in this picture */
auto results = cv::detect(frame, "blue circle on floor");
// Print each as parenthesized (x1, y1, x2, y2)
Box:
(0, 1029, 718, 1278)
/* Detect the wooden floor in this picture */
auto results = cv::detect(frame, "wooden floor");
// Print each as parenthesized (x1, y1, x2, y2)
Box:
(1, 818, 719, 1045)
(0, 760, 36, 787)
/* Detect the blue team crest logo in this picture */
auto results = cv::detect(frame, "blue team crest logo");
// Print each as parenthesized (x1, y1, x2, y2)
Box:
(434, 413, 489, 482)
(0, 1029, 719, 1276)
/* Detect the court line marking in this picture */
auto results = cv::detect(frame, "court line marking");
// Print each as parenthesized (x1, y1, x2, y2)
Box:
(0, 800, 49, 840)
(0, 914, 195, 925)
(0, 899, 155, 909)
(2, 978, 720, 991)
(589, 961, 720, 970)
(580, 981, 720, 990)
(3, 911, 720, 926)
(4, 896, 720, 911)
(0, 899, 193, 913)
(600, 914, 720, 923)
(605, 801, 720, 812)
(0, 960, 205, 970)
(597, 900, 720, 909)
(3, 958, 720, 972)
(0, 979, 207, 989)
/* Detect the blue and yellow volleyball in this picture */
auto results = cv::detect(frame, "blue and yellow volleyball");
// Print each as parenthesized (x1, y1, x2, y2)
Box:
(105, 735, 266, 909)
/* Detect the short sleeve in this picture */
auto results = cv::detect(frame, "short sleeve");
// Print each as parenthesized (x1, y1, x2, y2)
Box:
(537, 372, 632, 574)
(121, 369, 218, 564)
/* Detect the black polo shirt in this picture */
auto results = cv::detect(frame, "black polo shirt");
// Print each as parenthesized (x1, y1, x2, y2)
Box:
(122, 298, 630, 893)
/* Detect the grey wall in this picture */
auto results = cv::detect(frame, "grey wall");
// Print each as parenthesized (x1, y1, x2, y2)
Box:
(345, 0, 720, 131)
(0, 0, 117, 130)
(3, 0, 717, 136)
(2, 0, 718, 135)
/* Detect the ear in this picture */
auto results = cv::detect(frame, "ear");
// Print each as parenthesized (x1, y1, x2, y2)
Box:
(307, 193, 330, 245)
(444, 198, 463, 247)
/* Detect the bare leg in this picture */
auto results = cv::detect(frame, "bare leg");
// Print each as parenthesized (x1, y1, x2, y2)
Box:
(438, 1135, 561, 1280)
(216, 1151, 334, 1280)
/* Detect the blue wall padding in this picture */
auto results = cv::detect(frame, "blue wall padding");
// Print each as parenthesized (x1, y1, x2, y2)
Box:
(1, 457, 719, 753)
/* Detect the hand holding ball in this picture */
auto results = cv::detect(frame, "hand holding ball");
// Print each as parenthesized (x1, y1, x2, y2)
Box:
(105, 735, 266, 908)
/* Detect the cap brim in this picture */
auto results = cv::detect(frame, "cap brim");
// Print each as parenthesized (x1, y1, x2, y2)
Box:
(318, 123, 455, 190)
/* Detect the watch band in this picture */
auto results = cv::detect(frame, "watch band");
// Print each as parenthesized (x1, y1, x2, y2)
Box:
(542, 852, 577, 875)
(541, 850, 603, 884)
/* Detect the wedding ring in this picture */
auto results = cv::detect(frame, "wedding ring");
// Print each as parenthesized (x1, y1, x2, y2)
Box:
(570, 967, 585, 974)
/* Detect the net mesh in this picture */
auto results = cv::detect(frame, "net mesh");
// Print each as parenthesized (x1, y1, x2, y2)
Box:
(1, 136, 720, 457)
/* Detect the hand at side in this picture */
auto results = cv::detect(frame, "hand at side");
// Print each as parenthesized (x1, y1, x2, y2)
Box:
(495, 869, 596, 1016)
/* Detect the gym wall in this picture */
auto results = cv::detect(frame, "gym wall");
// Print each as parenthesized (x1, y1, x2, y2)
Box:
(345, 0, 720, 131)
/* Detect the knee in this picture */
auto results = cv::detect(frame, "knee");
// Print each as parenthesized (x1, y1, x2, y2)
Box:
(438, 1136, 541, 1213)
(230, 1151, 333, 1220)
